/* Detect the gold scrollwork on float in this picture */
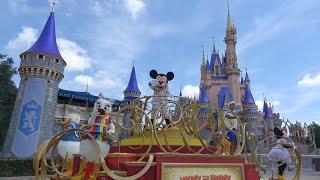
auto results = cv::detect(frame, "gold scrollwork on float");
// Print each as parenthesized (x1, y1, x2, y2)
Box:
(34, 95, 301, 179)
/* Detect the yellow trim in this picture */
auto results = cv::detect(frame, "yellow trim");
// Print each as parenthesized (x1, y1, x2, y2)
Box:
(120, 127, 203, 146)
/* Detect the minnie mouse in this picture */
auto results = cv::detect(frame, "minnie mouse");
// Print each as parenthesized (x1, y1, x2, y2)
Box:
(148, 69, 174, 125)
(267, 127, 292, 180)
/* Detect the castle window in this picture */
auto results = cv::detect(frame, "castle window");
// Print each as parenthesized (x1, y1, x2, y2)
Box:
(215, 65, 219, 76)
(48, 88, 54, 102)
(23, 54, 28, 60)
(55, 59, 60, 64)
(38, 54, 44, 60)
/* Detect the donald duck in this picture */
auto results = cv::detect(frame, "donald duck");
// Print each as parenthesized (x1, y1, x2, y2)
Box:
(80, 94, 116, 179)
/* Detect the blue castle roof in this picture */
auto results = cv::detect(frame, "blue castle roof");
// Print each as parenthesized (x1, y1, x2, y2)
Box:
(124, 66, 141, 94)
(243, 85, 255, 104)
(218, 87, 231, 109)
(209, 51, 222, 74)
(199, 83, 210, 104)
(263, 100, 272, 119)
(23, 12, 63, 61)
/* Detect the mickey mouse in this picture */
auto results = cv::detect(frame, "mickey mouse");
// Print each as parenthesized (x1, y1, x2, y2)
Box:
(148, 69, 174, 125)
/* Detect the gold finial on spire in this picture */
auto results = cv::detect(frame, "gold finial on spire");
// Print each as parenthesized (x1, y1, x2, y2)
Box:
(51, 0, 56, 12)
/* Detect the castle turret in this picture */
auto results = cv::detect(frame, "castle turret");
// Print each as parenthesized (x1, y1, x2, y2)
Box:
(263, 100, 273, 133)
(122, 65, 141, 139)
(199, 83, 211, 138)
(224, 3, 241, 105)
(242, 85, 258, 134)
(2, 3, 66, 158)
(123, 65, 141, 104)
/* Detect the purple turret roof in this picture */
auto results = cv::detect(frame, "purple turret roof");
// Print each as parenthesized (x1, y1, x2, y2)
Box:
(23, 12, 63, 61)
(199, 83, 210, 104)
(263, 100, 272, 119)
(124, 66, 141, 94)
(243, 85, 255, 104)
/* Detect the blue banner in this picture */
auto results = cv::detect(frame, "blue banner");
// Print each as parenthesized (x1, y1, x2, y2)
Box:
(12, 79, 47, 157)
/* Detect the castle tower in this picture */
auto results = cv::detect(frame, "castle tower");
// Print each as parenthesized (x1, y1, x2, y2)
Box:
(263, 100, 273, 133)
(242, 85, 258, 134)
(123, 65, 141, 104)
(224, 3, 241, 105)
(199, 83, 211, 139)
(2, 4, 66, 158)
(122, 65, 141, 139)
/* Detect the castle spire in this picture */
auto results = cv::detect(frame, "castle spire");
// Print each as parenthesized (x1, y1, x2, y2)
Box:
(201, 45, 206, 66)
(23, 2, 64, 61)
(243, 85, 255, 104)
(224, 0, 240, 104)
(211, 36, 216, 54)
(263, 100, 272, 119)
(226, 0, 233, 30)
(245, 69, 250, 82)
(124, 65, 141, 94)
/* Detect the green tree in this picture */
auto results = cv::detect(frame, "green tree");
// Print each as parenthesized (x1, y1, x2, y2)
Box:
(308, 122, 320, 148)
(0, 54, 18, 149)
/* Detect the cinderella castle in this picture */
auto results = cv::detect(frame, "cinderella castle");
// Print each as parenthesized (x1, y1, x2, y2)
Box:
(196, 7, 282, 139)
(1, 3, 282, 158)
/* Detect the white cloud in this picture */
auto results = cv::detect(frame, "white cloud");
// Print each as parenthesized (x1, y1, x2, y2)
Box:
(5, 26, 38, 51)
(5, 26, 91, 72)
(57, 38, 91, 72)
(74, 72, 124, 91)
(123, 0, 146, 20)
(298, 73, 320, 87)
(182, 85, 199, 98)
(256, 100, 280, 111)
(74, 74, 93, 87)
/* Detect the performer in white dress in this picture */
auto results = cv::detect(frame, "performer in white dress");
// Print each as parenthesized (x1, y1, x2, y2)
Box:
(267, 127, 292, 180)
(224, 101, 238, 130)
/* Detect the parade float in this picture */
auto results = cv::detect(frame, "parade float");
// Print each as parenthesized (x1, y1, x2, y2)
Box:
(33, 94, 302, 180)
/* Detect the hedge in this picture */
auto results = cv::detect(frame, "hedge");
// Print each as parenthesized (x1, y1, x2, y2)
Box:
(0, 159, 34, 177)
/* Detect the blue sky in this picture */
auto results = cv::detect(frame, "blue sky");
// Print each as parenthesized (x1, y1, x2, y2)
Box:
(1, 0, 320, 124)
